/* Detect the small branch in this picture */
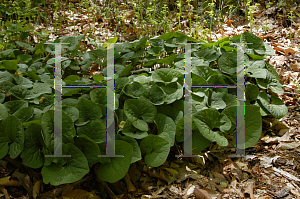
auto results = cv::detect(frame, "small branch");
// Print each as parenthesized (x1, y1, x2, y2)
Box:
(283, 92, 300, 95)
(280, 116, 300, 121)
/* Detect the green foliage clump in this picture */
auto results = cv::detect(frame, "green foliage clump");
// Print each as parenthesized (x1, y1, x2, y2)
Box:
(0, 31, 287, 186)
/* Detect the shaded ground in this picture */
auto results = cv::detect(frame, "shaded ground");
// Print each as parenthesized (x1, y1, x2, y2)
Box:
(0, 0, 300, 198)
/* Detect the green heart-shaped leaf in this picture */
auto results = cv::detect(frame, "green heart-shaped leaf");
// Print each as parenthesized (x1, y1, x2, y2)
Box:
(152, 68, 183, 83)
(115, 134, 141, 163)
(154, 113, 176, 147)
(217, 51, 237, 75)
(140, 135, 170, 167)
(123, 82, 145, 98)
(13, 107, 34, 123)
(41, 144, 89, 186)
(122, 120, 148, 139)
(0, 104, 8, 121)
(257, 92, 288, 119)
(90, 88, 107, 105)
(0, 115, 24, 159)
(245, 83, 259, 103)
(241, 31, 266, 55)
(124, 99, 157, 131)
(74, 134, 100, 166)
(192, 108, 228, 146)
(142, 84, 165, 105)
(77, 121, 106, 144)
(97, 140, 133, 183)
(159, 82, 183, 104)
(21, 123, 44, 168)
(222, 105, 262, 148)
(75, 98, 103, 126)
(42, 110, 76, 153)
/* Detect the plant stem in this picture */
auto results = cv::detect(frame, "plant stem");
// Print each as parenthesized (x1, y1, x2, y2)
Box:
(289, 10, 294, 40)
(177, 0, 182, 30)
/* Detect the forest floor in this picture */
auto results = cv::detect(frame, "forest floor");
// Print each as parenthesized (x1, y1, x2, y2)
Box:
(1, 0, 300, 198)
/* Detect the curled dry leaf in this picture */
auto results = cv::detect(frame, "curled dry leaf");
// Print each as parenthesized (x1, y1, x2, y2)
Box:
(0, 176, 22, 186)
(32, 181, 41, 199)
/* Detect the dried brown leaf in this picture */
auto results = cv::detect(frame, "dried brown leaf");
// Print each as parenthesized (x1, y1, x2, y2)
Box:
(194, 187, 212, 199)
